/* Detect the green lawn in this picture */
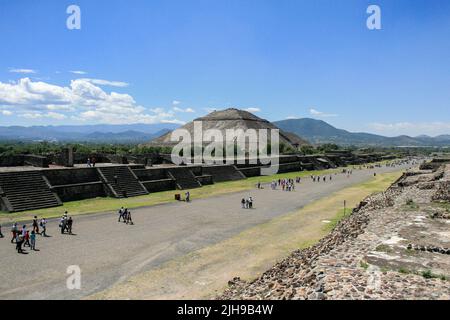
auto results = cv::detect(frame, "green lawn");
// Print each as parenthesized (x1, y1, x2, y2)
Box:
(0, 161, 390, 224)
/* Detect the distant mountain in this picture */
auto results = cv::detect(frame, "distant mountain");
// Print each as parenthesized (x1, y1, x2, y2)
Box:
(274, 118, 450, 147)
(0, 124, 178, 143)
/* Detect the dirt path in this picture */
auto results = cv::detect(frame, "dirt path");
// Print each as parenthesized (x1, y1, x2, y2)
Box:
(89, 171, 403, 300)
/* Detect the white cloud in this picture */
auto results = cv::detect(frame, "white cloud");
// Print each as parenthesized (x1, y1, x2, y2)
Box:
(161, 119, 186, 125)
(309, 108, 338, 118)
(9, 68, 37, 74)
(368, 122, 450, 136)
(172, 100, 181, 105)
(1, 110, 13, 116)
(244, 107, 261, 113)
(79, 78, 129, 88)
(70, 70, 87, 75)
(0, 78, 181, 124)
(173, 106, 195, 113)
(285, 116, 298, 120)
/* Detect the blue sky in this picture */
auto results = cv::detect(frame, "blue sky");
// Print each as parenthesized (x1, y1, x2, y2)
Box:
(0, 0, 449, 136)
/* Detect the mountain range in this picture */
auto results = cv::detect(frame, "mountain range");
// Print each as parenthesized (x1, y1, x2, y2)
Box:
(0, 124, 178, 143)
(0, 118, 449, 147)
(273, 118, 450, 147)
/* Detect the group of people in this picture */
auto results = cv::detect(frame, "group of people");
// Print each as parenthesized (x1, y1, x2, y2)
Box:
(241, 197, 254, 209)
(117, 207, 134, 225)
(311, 174, 334, 182)
(59, 212, 74, 234)
(9, 216, 49, 254)
(86, 156, 97, 167)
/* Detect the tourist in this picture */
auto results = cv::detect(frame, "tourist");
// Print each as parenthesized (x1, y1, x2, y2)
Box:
(241, 198, 246, 209)
(16, 233, 24, 254)
(32, 216, 39, 234)
(40, 218, 47, 237)
(87, 157, 92, 167)
(248, 197, 253, 209)
(185, 191, 190, 202)
(10, 223, 18, 243)
(118, 207, 124, 222)
(30, 230, 36, 251)
(67, 217, 73, 234)
(59, 217, 67, 234)
(92, 156, 96, 167)
(122, 208, 128, 223)
(0, 224, 3, 238)
(24, 230, 30, 248)
(126, 211, 133, 225)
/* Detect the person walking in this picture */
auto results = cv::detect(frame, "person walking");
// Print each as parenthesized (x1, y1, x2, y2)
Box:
(60, 217, 67, 234)
(32, 216, 39, 234)
(10, 223, 18, 243)
(16, 233, 24, 253)
(241, 198, 246, 209)
(30, 230, 36, 251)
(248, 197, 253, 209)
(0, 224, 3, 238)
(118, 207, 124, 222)
(24, 230, 30, 248)
(185, 191, 190, 202)
(40, 218, 47, 237)
(126, 211, 133, 225)
(67, 217, 73, 234)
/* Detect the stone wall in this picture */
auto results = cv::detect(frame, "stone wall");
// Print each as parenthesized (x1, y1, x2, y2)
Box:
(142, 179, 176, 193)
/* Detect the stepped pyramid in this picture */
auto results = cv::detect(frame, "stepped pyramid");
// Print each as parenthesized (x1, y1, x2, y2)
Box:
(148, 108, 309, 149)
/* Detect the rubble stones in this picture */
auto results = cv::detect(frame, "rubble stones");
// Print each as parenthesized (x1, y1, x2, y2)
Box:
(218, 161, 450, 300)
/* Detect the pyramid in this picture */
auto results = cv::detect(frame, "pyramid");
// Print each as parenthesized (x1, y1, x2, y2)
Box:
(148, 108, 310, 149)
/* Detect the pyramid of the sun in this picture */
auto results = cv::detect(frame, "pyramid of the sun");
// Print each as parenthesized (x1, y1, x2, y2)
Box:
(148, 108, 309, 149)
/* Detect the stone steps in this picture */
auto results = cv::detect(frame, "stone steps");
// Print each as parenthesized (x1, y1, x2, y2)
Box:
(0, 171, 62, 212)
(202, 165, 246, 183)
(97, 166, 148, 198)
(166, 167, 202, 190)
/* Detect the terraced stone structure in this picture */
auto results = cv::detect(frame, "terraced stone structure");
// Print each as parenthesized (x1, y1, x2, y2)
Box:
(147, 108, 310, 150)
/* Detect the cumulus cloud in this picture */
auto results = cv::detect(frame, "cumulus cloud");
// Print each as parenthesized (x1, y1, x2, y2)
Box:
(9, 68, 37, 74)
(70, 70, 87, 75)
(1, 110, 13, 116)
(309, 108, 338, 118)
(244, 107, 261, 113)
(172, 100, 181, 105)
(0, 78, 180, 124)
(79, 78, 129, 88)
(173, 106, 195, 113)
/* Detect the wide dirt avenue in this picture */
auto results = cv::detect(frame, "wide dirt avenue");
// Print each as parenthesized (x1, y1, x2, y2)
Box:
(0, 163, 411, 299)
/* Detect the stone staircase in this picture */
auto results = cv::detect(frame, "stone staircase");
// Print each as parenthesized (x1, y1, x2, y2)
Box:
(0, 171, 62, 212)
(202, 165, 246, 182)
(167, 167, 202, 190)
(97, 166, 149, 198)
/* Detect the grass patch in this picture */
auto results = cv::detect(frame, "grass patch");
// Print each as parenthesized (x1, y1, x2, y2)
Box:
(404, 199, 420, 211)
(398, 267, 411, 274)
(360, 261, 369, 270)
(375, 244, 394, 253)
